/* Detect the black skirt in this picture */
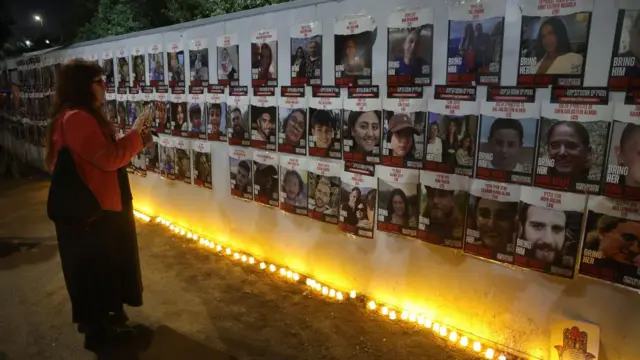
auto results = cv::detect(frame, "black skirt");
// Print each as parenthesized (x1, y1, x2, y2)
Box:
(55, 168, 143, 324)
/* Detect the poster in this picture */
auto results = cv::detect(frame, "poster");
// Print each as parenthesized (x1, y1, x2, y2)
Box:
(188, 86, 205, 138)
(159, 135, 176, 180)
(334, 15, 375, 86)
(131, 45, 145, 87)
(205, 84, 227, 142)
(418, 171, 469, 249)
(227, 86, 251, 147)
(116, 88, 128, 129)
(145, 139, 159, 173)
(253, 151, 279, 208)
(291, 21, 322, 86)
(170, 87, 188, 137)
(217, 34, 239, 86)
(424, 85, 479, 177)
(447, 0, 504, 85)
(117, 47, 130, 87)
(610, 4, 640, 90)
(517, 0, 593, 87)
(579, 196, 640, 291)
(250, 87, 277, 150)
(280, 155, 309, 216)
(148, 43, 164, 86)
(308, 86, 342, 159)
(155, 85, 170, 134)
(251, 29, 278, 87)
(103, 50, 115, 86)
(141, 86, 155, 124)
(167, 40, 185, 87)
(515, 187, 585, 278)
(387, 8, 434, 86)
(175, 138, 192, 184)
(464, 179, 520, 264)
(376, 165, 420, 238)
(308, 159, 341, 224)
(343, 86, 382, 165)
(127, 87, 141, 129)
(340, 163, 376, 238)
(229, 146, 253, 200)
(534, 87, 612, 194)
(192, 140, 212, 189)
(551, 320, 600, 360)
(382, 86, 427, 169)
(189, 38, 209, 86)
(278, 86, 307, 155)
(105, 90, 117, 126)
(604, 89, 640, 200)
(476, 86, 540, 185)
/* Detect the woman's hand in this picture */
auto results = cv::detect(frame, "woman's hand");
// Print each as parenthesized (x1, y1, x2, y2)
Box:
(132, 109, 151, 133)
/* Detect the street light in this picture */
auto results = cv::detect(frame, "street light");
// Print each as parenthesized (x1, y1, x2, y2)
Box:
(45, 40, 50, 44)
(34, 15, 43, 27)
(25, 40, 32, 47)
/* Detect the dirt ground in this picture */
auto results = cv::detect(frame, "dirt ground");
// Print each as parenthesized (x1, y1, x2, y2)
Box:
(0, 178, 480, 360)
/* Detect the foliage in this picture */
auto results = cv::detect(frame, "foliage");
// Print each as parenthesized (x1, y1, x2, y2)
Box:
(163, 0, 291, 24)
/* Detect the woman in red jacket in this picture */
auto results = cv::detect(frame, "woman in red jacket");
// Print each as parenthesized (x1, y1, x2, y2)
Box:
(45, 59, 152, 352)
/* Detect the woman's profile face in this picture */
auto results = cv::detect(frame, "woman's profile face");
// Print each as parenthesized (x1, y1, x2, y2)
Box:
(351, 111, 380, 152)
(392, 194, 405, 216)
(284, 174, 299, 200)
(541, 24, 557, 54)
(618, 129, 640, 186)
(548, 124, 589, 175)
(403, 32, 419, 60)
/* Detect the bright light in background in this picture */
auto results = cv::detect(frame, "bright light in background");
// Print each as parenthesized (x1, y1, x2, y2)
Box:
(25, 40, 32, 47)
(34, 15, 41, 21)
(45, 40, 50, 44)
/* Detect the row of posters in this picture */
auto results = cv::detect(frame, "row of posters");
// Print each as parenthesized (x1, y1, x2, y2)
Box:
(13, 0, 640, 90)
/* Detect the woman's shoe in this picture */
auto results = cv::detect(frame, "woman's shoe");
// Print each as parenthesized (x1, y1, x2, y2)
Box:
(83, 326, 110, 353)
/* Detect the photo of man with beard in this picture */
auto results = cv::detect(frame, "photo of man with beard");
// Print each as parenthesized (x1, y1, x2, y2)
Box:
(420, 186, 466, 248)
(251, 106, 277, 147)
(229, 152, 253, 200)
(228, 106, 249, 145)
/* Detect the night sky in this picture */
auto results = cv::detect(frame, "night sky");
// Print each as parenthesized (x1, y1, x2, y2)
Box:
(8, 0, 72, 41)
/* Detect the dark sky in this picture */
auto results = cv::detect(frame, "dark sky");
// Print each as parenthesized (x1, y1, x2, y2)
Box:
(8, 0, 72, 41)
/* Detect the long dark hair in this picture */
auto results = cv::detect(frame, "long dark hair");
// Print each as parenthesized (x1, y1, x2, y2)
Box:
(535, 17, 572, 60)
(45, 59, 110, 169)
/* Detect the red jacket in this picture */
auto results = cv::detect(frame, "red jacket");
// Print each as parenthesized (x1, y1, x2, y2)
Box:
(51, 109, 143, 211)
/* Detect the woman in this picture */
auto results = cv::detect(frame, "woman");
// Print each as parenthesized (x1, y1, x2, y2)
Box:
(283, 109, 306, 145)
(347, 110, 381, 155)
(259, 43, 276, 80)
(546, 121, 591, 181)
(45, 59, 152, 351)
(533, 17, 583, 75)
(615, 123, 640, 187)
(356, 203, 371, 229)
(341, 187, 361, 226)
(169, 52, 184, 81)
(282, 170, 306, 207)
(219, 48, 237, 81)
(174, 104, 187, 131)
(117, 102, 127, 128)
(365, 189, 376, 227)
(456, 135, 474, 167)
(342, 38, 364, 75)
(292, 46, 307, 78)
(387, 188, 411, 227)
(458, 23, 475, 73)
(196, 153, 211, 183)
(426, 122, 443, 162)
(387, 113, 419, 159)
(394, 27, 429, 76)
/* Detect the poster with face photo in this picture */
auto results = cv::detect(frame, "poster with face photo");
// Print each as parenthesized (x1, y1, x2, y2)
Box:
(189, 38, 209, 86)
(188, 87, 205, 138)
(159, 135, 176, 180)
(116, 88, 128, 129)
(206, 85, 227, 142)
(131, 45, 145, 87)
(253, 151, 279, 208)
(387, 8, 434, 86)
(424, 86, 479, 177)
(334, 15, 375, 86)
(170, 87, 188, 137)
(418, 172, 469, 249)
(515, 186, 585, 278)
(105, 91, 117, 126)
(103, 50, 115, 86)
(148, 43, 164, 86)
(278, 86, 307, 155)
(605, 90, 640, 201)
(447, 0, 505, 85)
(517, 0, 593, 87)
(308, 159, 341, 224)
(141, 86, 155, 121)
(174, 138, 191, 184)
(167, 41, 185, 87)
(251, 29, 278, 87)
(579, 196, 640, 290)
(376, 165, 420, 238)
(126, 87, 141, 129)
(609, 4, 640, 90)
(308, 86, 342, 159)
(117, 47, 130, 87)
(343, 86, 382, 165)
(280, 155, 308, 216)
(155, 86, 170, 134)
(340, 164, 376, 238)
(217, 34, 239, 86)
(227, 87, 251, 147)
(229, 147, 253, 200)
(291, 21, 322, 86)
(250, 87, 277, 150)
(192, 140, 212, 188)
(476, 87, 540, 185)
(534, 87, 612, 194)
(465, 179, 520, 264)
(382, 87, 427, 169)
(145, 138, 159, 173)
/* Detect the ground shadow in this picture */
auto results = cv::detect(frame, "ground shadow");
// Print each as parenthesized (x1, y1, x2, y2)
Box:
(0, 236, 58, 270)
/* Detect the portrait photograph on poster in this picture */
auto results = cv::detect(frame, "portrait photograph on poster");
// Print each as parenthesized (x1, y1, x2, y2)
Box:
(175, 138, 192, 184)
(334, 15, 375, 86)
(387, 8, 433, 86)
(155, 89, 170, 134)
(148, 44, 164, 86)
(476, 87, 540, 185)
(190, 38, 209, 86)
(103, 51, 115, 85)
(308, 86, 342, 159)
(418, 172, 468, 249)
(251, 29, 278, 87)
(106, 97, 117, 125)
(377, 166, 420, 238)
(189, 101, 204, 138)
(534, 87, 612, 194)
(340, 166, 376, 239)
(278, 86, 307, 155)
(609, 7, 640, 90)
(465, 179, 520, 264)
(170, 89, 188, 137)
(250, 87, 277, 151)
(579, 196, 640, 291)
(290, 22, 322, 86)
(308, 159, 341, 224)
(280, 155, 308, 216)
(116, 88, 127, 129)
(229, 147, 253, 200)
(205, 85, 227, 142)
(382, 94, 427, 169)
(227, 87, 251, 147)
(167, 42, 185, 87)
(159, 136, 176, 180)
(446, 0, 504, 85)
(217, 34, 240, 86)
(145, 140, 159, 173)
(253, 151, 279, 208)
(343, 86, 382, 165)
(117, 49, 130, 87)
(517, 0, 593, 87)
(192, 140, 212, 188)
(141, 86, 155, 121)
(131, 46, 145, 87)
(515, 187, 585, 279)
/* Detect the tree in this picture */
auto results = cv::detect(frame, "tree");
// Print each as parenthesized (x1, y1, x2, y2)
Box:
(75, 0, 150, 42)
(162, 0, 292, 26)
